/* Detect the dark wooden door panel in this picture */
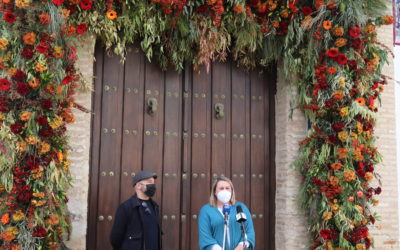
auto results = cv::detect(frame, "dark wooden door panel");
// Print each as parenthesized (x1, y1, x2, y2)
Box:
(120, 48, 146, 203)
(250, 71, 266, 250)
(96, 52, 125, 250)
(161, 69, 183, 250)
(189, 66, 212, 249)
(89, 45, 275, 250)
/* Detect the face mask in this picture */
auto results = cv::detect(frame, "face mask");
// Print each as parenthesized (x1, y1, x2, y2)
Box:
(216, 190, 231, 204)
(143, 184, 156, 197)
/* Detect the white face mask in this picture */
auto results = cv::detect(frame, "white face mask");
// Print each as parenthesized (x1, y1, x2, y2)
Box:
(216, 190, 232, 204)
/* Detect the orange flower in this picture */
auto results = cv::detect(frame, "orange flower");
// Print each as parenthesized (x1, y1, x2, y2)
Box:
(39, 13, 51, 25)
(343, 170, 356, 181)
(57, 151, 64, 162)
(329, 176, 339, 186)
(39, 141, 50, 155)
(1, 213, 10, 225)
(314, 0, 325, 9)
(337, 147, 347, 159)
(233, 4, 243, 14)
(332, 27, 344, 36)
(23, 32, 36, 45)
(332, 90, 344, 101)
(280, 9, 289, 18)
(327, 0, 336, 9)
(327, 67, 337, 74)
(364, 172, 374, 181)
(106, 10, 118, 20)
(355, 97, 365, 106)
(20, 111, 31, 121)
(330, 162, 342, 170)
(34, 61, 47, 72)
(335, 38, 347, 47)
(364, 25, 375, 34)
(323, 20, 332, 30)
(266, 0, 277, 11)
(28, 77, 39, 88)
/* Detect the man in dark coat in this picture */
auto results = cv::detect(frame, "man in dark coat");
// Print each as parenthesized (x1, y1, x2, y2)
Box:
(110, 170, 162, 250)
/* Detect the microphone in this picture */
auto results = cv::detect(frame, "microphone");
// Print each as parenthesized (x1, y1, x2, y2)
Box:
(235, 205, 247, 222)
(222, 204, 231, 222)
(236, 205, 249, 249)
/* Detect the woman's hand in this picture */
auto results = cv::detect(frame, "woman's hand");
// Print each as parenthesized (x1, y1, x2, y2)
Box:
(234, 244, 244, 250)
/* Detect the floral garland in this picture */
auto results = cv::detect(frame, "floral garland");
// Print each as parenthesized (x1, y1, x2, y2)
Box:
(0, 0, 393, 249)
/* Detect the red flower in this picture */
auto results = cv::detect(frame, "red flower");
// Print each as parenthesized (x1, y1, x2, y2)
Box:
(356, 169, 366, 178)
(0, 78, 11, 91)
(80, 0, 93, 10)
(42, 99, 53, 110)
(69, 46, 77, 60)
(17, 83, 29, 96)
(62, 74, 73, 85)
(0, 100, 9, 112)
(325, 99, 334, 108)
(349, 27, 361, 38)
(336, 54, 347, 65)
(327, 48, 338, 58)
(21, 46, 35, 59)
(32, 226, 48, 237)
(320, 229, 336, 240)
(10, 123, 24, 134)
(52, 0, 64, 6)
(36, 116, 49, 126)
(369, 215, 375, 224)
(348, 60, 357, 69)
(36, 43, 48, 54)
(197, 5, 208, 13)
(3, 12, 16, 23)
(312, 177, 324, 186)
(76, 23, 87, 34)
(66, 4, 78, 14)
(375, 186, 382, 194)
(301, 6, 313, 16)
(332, 122, 344, 132)
(351, 38, 362, 49)
(13, 70, 26, 81)
(39, 127, 54, 138)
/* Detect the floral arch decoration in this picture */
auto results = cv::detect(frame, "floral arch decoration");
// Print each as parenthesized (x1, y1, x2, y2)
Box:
(0, 0, 394, 249)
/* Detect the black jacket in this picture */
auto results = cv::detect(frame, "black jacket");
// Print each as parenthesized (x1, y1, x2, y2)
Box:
(110, 195, 162, 250)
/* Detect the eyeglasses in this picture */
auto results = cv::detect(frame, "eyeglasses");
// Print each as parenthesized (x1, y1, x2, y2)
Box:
(141, 201, 152, 215)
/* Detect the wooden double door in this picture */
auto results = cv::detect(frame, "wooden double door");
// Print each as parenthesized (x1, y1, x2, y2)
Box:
(87, 45, 276, 250)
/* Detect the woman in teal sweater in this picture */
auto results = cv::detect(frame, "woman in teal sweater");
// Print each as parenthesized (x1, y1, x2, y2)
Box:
(198, 177, 255, 250)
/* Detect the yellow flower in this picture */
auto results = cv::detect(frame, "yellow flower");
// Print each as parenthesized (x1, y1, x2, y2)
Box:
(17, 141, 27, 152)
(350, 132, 358, 140)
(61, 8, 70, 19)
(356, 122, 363, 134)
(343, 170, 356, 181)
(331, 204, 339, 212)
(0, 38, 9, 50)
(338, 77, 346, 87)
(31, 199, 46, 207)
(8, 226, 19, 235)
(12, 210, 25, 222)
(26, 136, 39, 145)
(49, 116, 63, 130)
(356, 205, 364, 213)
(338, 131, 348, 142)
(19, 111, 31, 121)
(339, 107, 348, 117)
(31, 165, 44, 179)
(353, 148, 364, 161)
(0, 113, 5, 120)
(8, 67, 16, 77)
(34, 61, 47, 72)
(39, 142, 51, 155)
(364, 131, 371, 140)
(32, 192, 45, 199)
(356, 244, 366, 250)
(364, 172, 374, 181)
(323, 211, 332, 220)
(15, 0, 30, 8)
(63, 160, 71, 171)
(373, 200, 379, 206)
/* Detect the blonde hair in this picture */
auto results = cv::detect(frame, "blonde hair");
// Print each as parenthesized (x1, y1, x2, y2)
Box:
(209, 176, 236, 207)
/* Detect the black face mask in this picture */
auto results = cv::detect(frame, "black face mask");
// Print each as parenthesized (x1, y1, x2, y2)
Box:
(144, 184, 156, 197)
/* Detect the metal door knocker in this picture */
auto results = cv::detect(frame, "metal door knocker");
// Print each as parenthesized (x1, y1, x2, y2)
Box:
(147, 97, 158, 115)
(214, 103, 224, 120)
